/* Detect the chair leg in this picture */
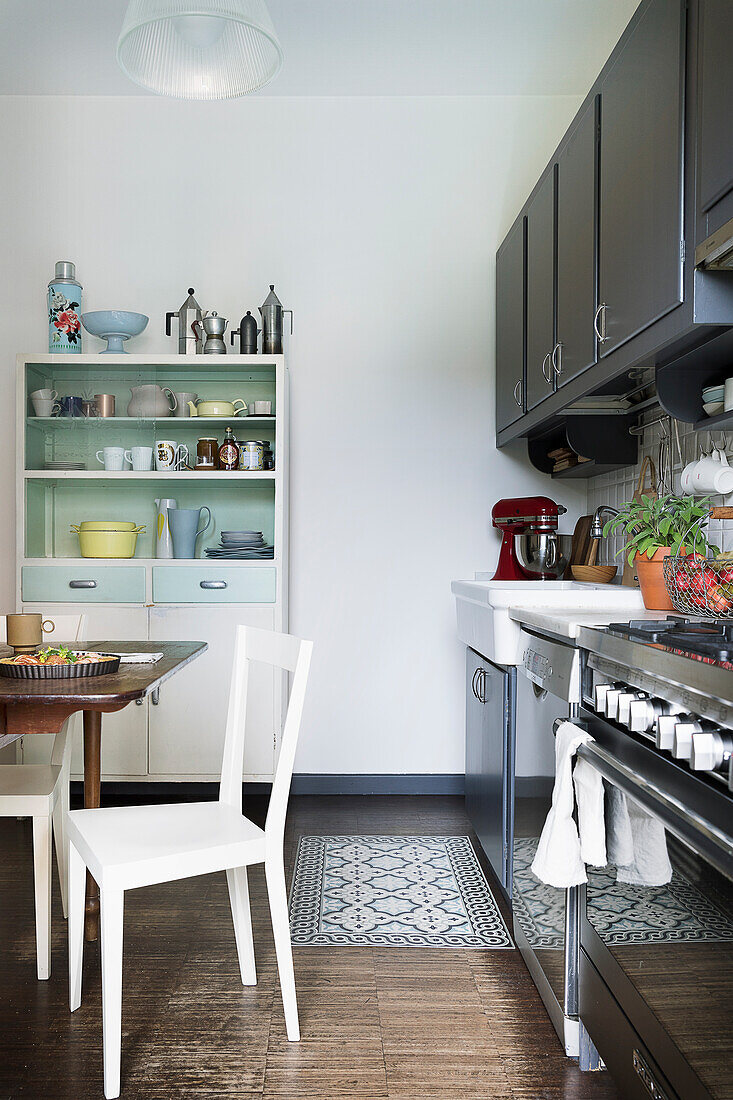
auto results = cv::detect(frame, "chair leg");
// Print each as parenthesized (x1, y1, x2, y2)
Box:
(53, 778, 69, 919)
(265, 856, 300, 1041)
(226, 866, 257, 985)
(31, 815, 52, 980)
(69, 841, 86, 1011)
(100, 889, 125, 1100)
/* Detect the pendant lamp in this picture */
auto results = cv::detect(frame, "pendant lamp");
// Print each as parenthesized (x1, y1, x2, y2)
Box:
(117, 0, 283, 99)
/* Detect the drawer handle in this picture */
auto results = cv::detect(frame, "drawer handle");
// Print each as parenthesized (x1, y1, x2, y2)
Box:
(69, 580, 97, 589)
(200, 580, 227, 590)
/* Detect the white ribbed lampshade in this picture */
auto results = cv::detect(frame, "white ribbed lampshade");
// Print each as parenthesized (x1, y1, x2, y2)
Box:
(117, 0, 283, 99)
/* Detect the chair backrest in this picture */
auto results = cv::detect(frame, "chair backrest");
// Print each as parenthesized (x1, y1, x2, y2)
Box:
(0, 613, 86, 646)
(219, 626, 313, 846)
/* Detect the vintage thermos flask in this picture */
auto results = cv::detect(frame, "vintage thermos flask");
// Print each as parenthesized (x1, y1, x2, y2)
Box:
(48, 261, 82, 353)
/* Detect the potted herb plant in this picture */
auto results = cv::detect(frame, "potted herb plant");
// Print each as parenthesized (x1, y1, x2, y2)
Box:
(603, 494, 719, 610)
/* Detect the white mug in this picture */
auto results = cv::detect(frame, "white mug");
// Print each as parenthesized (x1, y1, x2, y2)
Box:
(124, 446, 153, 471)
(31, 388, 58, 401)
(692, 450, 733, 495)
(679, 461, 698, 494)
(96, 446, 125, 472)
(155, 440, 189, 471)
(32, 397, 61, 417)
(248, 400, 272, 416)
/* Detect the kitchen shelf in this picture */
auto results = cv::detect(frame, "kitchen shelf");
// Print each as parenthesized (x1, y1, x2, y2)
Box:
(693, 408, 733, 432)
(22, 557, 280, 567)
(527, 414, 638, 480)
(24, 470, 277, 480)
(27, 416, 276, 428)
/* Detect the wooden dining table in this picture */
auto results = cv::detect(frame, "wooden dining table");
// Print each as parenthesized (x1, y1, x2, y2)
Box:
(0, 640, 207, 942)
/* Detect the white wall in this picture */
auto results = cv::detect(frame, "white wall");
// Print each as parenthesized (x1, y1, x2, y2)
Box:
(0, 94, 586, 775)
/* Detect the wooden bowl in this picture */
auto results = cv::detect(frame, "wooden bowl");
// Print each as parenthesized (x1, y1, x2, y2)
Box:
(571, 565, 618, 584)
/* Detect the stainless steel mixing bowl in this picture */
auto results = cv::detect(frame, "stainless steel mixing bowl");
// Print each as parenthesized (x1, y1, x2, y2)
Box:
(516, 532, 573, 578)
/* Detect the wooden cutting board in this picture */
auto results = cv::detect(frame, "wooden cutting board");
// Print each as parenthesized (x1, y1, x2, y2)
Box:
(622, 456, 658, 587)
(564, 515, 593, 579)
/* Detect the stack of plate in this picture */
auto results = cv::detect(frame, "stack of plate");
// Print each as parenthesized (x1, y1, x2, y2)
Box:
(44, 460, 85, 471)
(702, 384, 725, 417)
(205, 530, 274, 559)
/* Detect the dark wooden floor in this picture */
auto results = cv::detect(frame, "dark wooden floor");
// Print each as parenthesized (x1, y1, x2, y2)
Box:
(0, 793, 620, 1099)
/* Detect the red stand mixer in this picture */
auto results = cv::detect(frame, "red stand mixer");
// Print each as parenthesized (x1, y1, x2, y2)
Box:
(491, 496, 568, 580)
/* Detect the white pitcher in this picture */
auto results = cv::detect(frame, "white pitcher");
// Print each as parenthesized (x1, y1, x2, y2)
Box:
(154, 498, 177, 559)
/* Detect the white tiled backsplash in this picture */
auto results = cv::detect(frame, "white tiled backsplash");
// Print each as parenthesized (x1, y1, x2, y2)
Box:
(587, 418, 733, 565)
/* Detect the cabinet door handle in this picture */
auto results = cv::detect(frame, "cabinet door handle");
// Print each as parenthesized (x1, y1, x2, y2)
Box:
(542, 352, 553, 383)
(477, 668, 488, 704)
(471, 668, 481, 700)
(593, 303, 608, 343)
(200, 580, 227, 589)
(552, 342, 563, 376)
(69, 580, 97, 589)
(513, 379, 523, 407)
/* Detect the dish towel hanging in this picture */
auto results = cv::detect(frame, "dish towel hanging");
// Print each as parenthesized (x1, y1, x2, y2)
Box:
(531, 721, 605, 888)
(606, 784, 673, 886)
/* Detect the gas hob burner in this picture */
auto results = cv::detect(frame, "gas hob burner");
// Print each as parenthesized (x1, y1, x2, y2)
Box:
(607, 617, 733, 662)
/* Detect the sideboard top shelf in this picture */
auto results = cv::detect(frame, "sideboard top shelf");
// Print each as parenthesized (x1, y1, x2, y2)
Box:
(18, 353, 284, 366)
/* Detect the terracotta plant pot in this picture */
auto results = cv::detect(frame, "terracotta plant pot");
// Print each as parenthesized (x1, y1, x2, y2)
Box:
(634, 547, 675, 611)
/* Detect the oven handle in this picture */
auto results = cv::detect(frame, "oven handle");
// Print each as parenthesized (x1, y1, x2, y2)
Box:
(576, 740, 733, 878)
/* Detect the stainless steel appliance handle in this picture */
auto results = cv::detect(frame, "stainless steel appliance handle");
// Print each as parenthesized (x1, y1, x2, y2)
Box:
(513, 379, 523, 407)
(576, 740, 733, 867)
(200, 580, 227, 590)
(69, 580, 97, 589)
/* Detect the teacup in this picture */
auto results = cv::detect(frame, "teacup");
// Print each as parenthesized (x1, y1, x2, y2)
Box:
(6, 613, 55, 654)
(32, 397, 61, 417)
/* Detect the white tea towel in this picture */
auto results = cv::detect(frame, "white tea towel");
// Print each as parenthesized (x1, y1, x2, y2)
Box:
(606, 784, 672, 886)
(531, 721, 593, 887)
(573, 757, 606, 867)
(106, 652, 164, 664)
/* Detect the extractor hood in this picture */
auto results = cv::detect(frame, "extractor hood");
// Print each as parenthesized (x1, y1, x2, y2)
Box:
(696, 215, 733, 269)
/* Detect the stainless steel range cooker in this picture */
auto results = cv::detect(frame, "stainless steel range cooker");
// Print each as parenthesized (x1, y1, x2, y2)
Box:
(576, 616, 733, 1100)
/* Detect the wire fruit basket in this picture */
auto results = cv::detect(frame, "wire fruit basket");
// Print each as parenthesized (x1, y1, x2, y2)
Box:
(663, 556, 733, 618)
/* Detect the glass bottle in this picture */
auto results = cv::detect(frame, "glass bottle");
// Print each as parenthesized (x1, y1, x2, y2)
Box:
(218, 426, 239, 472)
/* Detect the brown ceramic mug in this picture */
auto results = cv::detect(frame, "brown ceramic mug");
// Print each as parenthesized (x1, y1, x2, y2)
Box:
(6, 613, 55, 653)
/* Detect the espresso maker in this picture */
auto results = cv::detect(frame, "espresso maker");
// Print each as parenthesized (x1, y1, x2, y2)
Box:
(491, 496, 568, 580)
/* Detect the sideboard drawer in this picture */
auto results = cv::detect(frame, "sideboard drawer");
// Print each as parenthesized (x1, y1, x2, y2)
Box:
(22, 565, 146, 604)
(152, 566, 277, 604)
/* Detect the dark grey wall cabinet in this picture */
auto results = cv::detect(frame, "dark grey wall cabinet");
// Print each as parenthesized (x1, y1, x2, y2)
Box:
(555, 98, 598, 387)
(495, 218, 525, 432)
(697, 0, 733, 216)
(525, 169, 556, 411)
(598, 0, 684, 357)
(465, 650, 513, 892)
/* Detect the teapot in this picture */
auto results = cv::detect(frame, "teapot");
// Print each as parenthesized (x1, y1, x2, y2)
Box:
(193, 312, 228, 355)
(187, 398, 248, 417)
(127, 384, 177, 417)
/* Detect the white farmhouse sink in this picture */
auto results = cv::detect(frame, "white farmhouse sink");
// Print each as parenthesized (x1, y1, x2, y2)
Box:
(451, 579, 645, 665)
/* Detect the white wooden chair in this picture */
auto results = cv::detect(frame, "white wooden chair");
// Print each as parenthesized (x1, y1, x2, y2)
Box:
(0, 612, 86, 978)
(67, 625, 313, 1099)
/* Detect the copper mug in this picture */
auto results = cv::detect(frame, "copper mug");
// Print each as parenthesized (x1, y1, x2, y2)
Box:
(6, 613, 55, 654)
(95, 393, 115, 417)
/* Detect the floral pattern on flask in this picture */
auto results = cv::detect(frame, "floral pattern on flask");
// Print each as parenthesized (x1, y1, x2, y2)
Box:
(49, 290, 81, 346)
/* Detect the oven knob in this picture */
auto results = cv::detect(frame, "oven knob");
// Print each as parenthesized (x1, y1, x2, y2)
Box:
(617, 692, 639, 726)
(691, 731, 733, 772)
(656, 713, 681, 751)
(629, 697, 657, 733)
(605, 688, 624, 720)
(672, 721, 702, 760)
(594, 684, 613, 712)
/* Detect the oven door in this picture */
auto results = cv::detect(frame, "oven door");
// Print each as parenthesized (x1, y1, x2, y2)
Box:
(577, 709, 733, 1100)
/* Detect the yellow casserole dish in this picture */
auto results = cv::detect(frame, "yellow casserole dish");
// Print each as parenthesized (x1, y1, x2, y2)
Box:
(71, 525, 145, 558)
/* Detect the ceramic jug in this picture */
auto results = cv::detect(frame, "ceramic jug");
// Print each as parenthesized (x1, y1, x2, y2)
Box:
(154, 498, 177, 559)
(169, 506, 212, 559)
(128, 384, 177, 418)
